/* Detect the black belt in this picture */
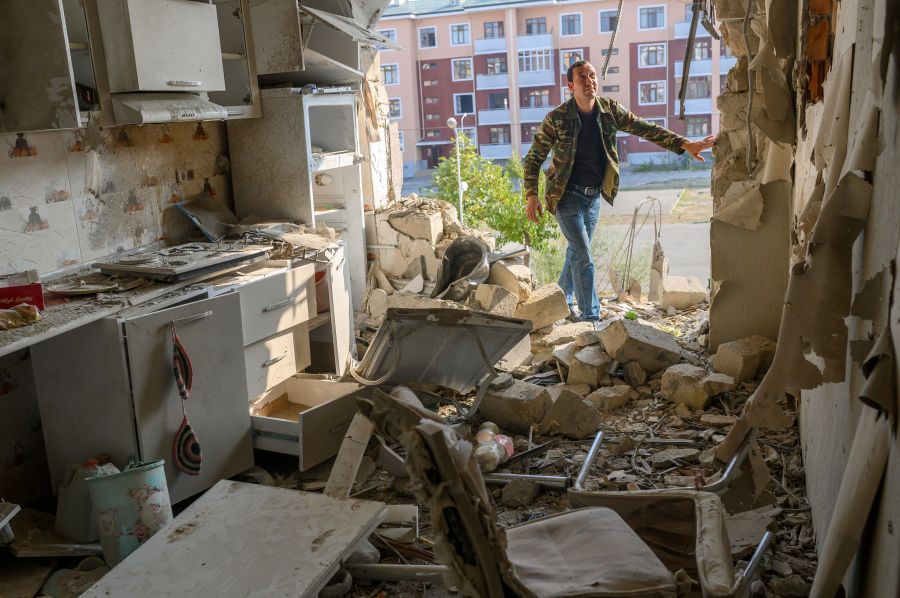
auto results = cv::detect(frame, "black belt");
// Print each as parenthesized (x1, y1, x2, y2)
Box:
(566, 183, 602, 196)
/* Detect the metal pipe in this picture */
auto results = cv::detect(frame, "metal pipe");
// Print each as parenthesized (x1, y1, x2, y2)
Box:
(573, 430, 605, 491)
(733, 530, 774, 597)
(344, 564, 448, 583)
(483, 472, 569, 490)
(699, 429, 757, 494)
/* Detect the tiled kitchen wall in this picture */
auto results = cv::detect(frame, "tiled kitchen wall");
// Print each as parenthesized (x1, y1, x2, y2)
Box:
(0, 121, 232, 275)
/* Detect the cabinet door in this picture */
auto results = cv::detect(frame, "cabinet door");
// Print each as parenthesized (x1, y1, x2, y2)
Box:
(124, 294, 252, 503)
(0, 0, 80, 132)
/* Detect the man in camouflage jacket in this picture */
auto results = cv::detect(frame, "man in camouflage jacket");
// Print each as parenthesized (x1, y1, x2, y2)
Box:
(524, 60, 715, 321)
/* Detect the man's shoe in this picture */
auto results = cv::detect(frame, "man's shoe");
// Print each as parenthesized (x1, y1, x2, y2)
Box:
(566, 308, 581, 323)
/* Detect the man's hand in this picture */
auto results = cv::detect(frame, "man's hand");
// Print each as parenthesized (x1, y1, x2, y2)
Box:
(525, 195, 544, 223)
(682, 135, 717, 161)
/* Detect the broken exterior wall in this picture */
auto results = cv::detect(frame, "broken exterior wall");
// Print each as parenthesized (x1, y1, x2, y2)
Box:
(708, 0, 792, 350)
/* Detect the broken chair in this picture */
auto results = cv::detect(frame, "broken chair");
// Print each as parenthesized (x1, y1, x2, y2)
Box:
(362, 389, 680, 597)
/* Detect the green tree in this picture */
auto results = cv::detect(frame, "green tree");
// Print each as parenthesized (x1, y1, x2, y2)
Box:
(433, 135, 556, 250)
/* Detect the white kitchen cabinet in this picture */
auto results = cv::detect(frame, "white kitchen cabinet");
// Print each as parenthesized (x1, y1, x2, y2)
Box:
(228, 91, 368, 311)
(96, 0, 226, 93)
(32, 293, 254, 504)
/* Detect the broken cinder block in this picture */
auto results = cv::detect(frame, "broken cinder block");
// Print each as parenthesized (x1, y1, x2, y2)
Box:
(514, 283, 570, 331)
(711, 335, 776, 382)
(659, 275, 708, 310)
(388, 209, 443, 244)
(586, 385, 637, 412)
(660, 364, 736, 410)
(623, 361, 647, 387)
(469, 283, 518, 317)
(599, 318, 682, 374)
(479, 378, 551, 434)
(487, 260, 532, 302)
(540, 387, 602, 439)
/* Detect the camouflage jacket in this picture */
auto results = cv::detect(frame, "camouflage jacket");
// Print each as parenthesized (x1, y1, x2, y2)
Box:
(523, 96, 688, 213)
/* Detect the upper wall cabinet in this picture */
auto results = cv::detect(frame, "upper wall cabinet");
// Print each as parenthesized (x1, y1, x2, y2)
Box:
(0, 0, 86, 133)
(209, 0, 261, 119)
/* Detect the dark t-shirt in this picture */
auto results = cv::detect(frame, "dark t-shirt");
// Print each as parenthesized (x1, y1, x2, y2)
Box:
(568, 104, 606, 188)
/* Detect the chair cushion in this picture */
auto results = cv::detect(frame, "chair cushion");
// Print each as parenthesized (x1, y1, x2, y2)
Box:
(505, 507, 677, 598)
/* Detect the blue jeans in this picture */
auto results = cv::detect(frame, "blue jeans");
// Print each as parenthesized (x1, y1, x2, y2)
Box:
(555, 188, 602, 320)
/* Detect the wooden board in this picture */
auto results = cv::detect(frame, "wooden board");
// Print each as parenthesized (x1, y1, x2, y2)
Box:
(82, 480, 387, 597)
(7, 509, 101, 558)
(0, 554, 57, 598)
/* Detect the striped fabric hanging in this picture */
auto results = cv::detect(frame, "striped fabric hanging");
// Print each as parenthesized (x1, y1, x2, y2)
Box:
(171, 322, 202, 475)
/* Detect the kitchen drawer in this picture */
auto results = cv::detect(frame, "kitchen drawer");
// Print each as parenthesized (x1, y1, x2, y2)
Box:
(97, 0, 225, 93)
(250, 376, 362, 471)
(240, 263, 315, 346)
(244, 330, 297, 400)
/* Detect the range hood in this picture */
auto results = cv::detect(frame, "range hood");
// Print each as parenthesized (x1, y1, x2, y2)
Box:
(111, 93, 227, 125)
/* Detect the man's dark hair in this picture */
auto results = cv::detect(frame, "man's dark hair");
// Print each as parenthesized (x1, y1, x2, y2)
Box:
(566, 60, 592, 83)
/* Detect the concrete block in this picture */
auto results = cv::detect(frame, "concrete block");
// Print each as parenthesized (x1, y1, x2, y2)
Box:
(551, 342, 578, 367)
(660, 364, 710, 410)
(514, 283, 570, 331)
(479, 379, 551, 434)
(377, 247, 414, 277)
(399, 237, 441, 279)
(501, 479, 539, 507)
(566, 359, 603, 388)
(561, 383, 592, 397)
(623, 361, 647, 387)
(469, 284, 518, 317)
(539, 322, 595, 348)
(660, 275, 708, 310)
(388, 209, 443, 244)
(599, 319, 682, 374)
(367, 288, 389, 318)
(701, 372, 736, 396)
(487, 259, 532, 302)
(574, 345, 611, 367)
(586, 385, 636, 412)
(540, 388, 602, 439)
(496, 335, 532, 372)
(374, 211, 401, 246)
(711, 335, 776, 382)
(386, 293, 465, 311)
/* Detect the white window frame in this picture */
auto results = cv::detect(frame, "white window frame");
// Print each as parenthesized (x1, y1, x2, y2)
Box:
(560, 48, 584, 73)
(453, 92, 475, 115)
(523, 88, 550, 108)
(599, 9, 618, 34)
(638, 117, 666, 141)
(601, 84, 620, 93)
(378, 28, 398, 50)
(562, 86, 573, 101)
(637, 4, 666, 31)
(449, 22, 471, 46)
(485, 56, 507, 75)
(685, 116, 710, 137)
(524, 17, 547, 35)
(458, 126, 476, 141)
(418, 26, 437, 49)
(381, 63, 400, 85)
(451, 57, 473, 81)
(517, 48, 553, 72)
(388, 97, 402, 119)
(637, 43, 666, 68)
(559, 12, 582, 37)
(638, 81, 666, 106)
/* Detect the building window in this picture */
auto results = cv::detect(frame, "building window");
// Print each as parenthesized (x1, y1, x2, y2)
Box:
(561, 13, 581, 36)
(560, 49, 584, 73)
(454, 93, 474, 114)
(518, 49, 553, 72)
(425, 130, 442, 138)
(693, 39, 712, 61)
(606, 66, 620, 74)
(638, 43, 666, 67)
(601, 85, 619, 92)
(458, 126, 476, 140)
(486, 56, 507, 74)
(684, 3, 694, 21)
(638, 81, 666, 105)
(599, 10, 618, 33)
(686, 116, 710, 137)
(421, 62, 437, 70)
(523, 89, 549, 107)
(419, 27, 436, 48)
(398, 131, 404, 151)
(378, 29, 397, 48)
(423, 79, 438, 87)
(683, 76, 711, 99)
(638, 118, 666, 141)
(525, 17, 546, 35)
(450, 23, 470, 45)
(488, 92, 508, 109)
(484, 21, 504, 39)
(388, 98, 401, 118)
(562, 86, 573, 101)
(425, 113, 439, 121)
(639, 5, 665, 30)
(452, 58, 473, 80)
(489, 126, 510, 144)
(601, 48, 619, 57)
(523, 123, 541, 140)
(381, 64, 399, 85)
(425, 96, 439, 104)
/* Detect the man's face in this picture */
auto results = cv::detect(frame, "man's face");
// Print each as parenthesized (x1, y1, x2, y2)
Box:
(568, 63, 598, 100)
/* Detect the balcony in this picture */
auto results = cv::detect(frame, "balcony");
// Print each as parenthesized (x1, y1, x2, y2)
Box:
(674, 20, 711, 39)
(674, 98, 713, 115)
(476, 72, 510, 90)
(478, 108, 511, 125)
(520, 105, 552, 123)
(475, 37, 507, 54)
(675, 59, 712, 77)
(480, 143, 513, 160)
(516, 32, 553, 51)
(518, 69, 555, 87)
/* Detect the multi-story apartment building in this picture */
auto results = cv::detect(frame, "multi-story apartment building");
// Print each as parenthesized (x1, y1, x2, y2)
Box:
(378, 0, 736, 176)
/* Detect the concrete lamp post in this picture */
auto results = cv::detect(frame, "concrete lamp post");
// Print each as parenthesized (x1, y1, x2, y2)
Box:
(447, 115, 470, 226)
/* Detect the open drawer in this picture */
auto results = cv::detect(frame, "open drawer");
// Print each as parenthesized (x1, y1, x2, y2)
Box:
(250, 375, 363, 471)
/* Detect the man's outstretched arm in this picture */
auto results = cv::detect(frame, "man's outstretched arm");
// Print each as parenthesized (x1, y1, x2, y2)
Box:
(523, 115, 558, 223)
(608, 99, 716, 160)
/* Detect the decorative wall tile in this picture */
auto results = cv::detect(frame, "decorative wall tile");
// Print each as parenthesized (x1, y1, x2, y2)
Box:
(0, 200, 80, 273)
(0, 130, 70, 212)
